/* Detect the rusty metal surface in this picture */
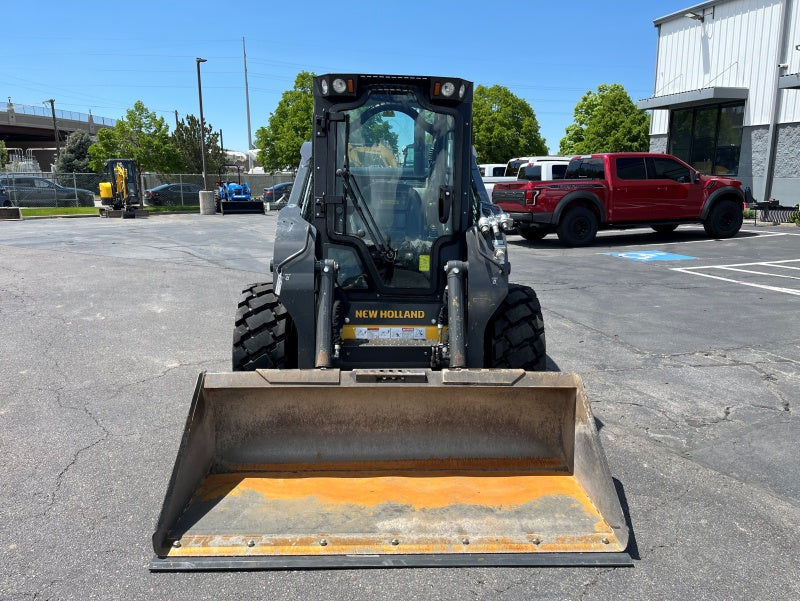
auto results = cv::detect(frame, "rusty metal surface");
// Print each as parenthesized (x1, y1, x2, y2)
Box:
(152, 369, 629, 565)
(163, 469, 624, 558)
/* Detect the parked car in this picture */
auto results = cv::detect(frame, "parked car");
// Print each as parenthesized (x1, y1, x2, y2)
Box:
(492, 152, 745, 246)
(144, 183, 202, 206)
(0, 175, 95, 207)
(263, 182, 292, 209)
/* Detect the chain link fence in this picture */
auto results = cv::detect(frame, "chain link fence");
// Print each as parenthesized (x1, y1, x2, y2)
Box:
(0, 171, 296, 208)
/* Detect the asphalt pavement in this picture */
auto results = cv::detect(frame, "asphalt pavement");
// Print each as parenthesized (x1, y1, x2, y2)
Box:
(0, 214, 798, 600)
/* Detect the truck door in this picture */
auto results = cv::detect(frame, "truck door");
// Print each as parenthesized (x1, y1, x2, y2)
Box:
(610, 157, 670, 221)
(646, 156, 704, 219)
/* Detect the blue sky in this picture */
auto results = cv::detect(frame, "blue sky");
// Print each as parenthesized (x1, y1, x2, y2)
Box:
(4, 0, 694, 157)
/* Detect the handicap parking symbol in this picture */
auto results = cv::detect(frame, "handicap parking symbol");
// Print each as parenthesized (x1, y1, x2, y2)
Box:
(606, 250, 696, 262)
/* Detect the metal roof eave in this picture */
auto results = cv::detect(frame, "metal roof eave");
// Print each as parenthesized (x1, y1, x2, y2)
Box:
(653, 1, 725, 26)
(778, 73, 800, 89)
(637, 87, 749, 110)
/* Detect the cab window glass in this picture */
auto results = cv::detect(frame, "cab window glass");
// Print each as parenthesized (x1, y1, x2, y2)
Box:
(564, 158, 604, 179)
(519, 165, 542, 181)
(649, 157, 691, 183)
(615, 158, 647, 180)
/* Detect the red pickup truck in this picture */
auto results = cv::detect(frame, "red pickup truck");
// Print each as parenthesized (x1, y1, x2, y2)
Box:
(491, 152, 745, 246)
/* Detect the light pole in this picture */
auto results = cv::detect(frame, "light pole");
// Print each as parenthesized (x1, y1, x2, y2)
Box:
(196, 58, 208, 189)
(44, 99, 61, 163)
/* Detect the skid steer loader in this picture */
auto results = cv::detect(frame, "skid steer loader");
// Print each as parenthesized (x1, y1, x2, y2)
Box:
(151, 74, 630, 570)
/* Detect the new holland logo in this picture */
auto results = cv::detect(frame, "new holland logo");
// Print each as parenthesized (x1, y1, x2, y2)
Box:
(353, 309, 426, 319)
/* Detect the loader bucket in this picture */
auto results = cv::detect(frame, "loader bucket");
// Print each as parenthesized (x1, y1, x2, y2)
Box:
(151, 369, 630, 570)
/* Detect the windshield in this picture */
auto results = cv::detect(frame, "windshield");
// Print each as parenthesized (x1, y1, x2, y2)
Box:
(333, 89, 455, 289)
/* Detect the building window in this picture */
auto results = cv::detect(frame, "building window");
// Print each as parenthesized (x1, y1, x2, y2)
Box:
(668, 103, 744, 175)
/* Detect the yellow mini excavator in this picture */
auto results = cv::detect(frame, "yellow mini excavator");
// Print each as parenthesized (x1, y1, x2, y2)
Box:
(99, 158, 146, 218)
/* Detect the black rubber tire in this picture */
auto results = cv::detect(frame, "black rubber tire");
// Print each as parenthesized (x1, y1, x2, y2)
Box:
(652, 224, 678, 234)
(703, 200, 743, 238)
(556, 206, 598, 246)
(232, 282, 296, 371)
(485, 283, 547, 371)
(518, 226, 549, 241)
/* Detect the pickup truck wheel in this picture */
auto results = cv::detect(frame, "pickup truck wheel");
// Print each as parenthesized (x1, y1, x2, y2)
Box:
(518, 227, 548, 241)
(485, 283, 546, 371)
(556, 207, 598, 246)
(232, 282, 297, 370)
(652, 224, 678, 234)
(703, 200, 743, 238)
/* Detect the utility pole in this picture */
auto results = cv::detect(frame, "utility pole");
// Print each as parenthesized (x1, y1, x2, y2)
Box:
(45, 99, 61, 163)
(243, 37, 253, 171)
(196, 58, 208, 189)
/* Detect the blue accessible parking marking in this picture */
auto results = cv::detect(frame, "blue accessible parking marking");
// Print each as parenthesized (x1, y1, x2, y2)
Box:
(605, 250, 696, 262)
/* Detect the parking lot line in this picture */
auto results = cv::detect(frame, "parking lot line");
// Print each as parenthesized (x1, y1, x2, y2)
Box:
(591, 229, 796, 254)
(672, 259, 800, 296)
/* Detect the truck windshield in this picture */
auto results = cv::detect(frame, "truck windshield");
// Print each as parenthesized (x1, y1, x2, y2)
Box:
(332, 89, 455, 289)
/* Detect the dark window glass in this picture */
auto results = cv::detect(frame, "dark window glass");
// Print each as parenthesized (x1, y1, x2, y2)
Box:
(714, 105, 744, 175)
(669, 109, 693, 164)
(668, 102, 743, 175)
(690, 106, 718, 173)
(552, 164, 568, 179)
(649, 157, 691, 183)
(491, 166, 505, 176)
(504, 159, 528, 177)
(519, 165, 542, 181)
(615, 157, 647, 180)
(565, 158, 604, 179)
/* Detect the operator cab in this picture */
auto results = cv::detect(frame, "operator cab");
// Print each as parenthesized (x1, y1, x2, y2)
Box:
(306, 75, 474, 295)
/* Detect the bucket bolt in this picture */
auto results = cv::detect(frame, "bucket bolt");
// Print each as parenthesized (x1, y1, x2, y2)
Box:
(391, 538, 400, 546)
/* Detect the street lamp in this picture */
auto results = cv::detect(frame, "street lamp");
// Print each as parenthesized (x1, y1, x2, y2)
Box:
(196, 58, 208, 190)
(43, 98, 61, 163)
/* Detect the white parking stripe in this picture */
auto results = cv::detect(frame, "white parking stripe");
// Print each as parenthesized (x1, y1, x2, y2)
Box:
(712, 266, 800, 280)
(592, 229, 796, 254)
(672, 259, 800, 296)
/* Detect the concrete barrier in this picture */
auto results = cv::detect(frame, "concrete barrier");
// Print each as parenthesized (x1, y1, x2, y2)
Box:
(199, 191, 216, 215)
(0, 207, 22, 220)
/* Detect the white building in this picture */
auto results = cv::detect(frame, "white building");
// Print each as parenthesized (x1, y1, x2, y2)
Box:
(638, 0, 800, 204)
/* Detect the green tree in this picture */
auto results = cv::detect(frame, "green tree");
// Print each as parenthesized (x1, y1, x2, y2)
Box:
(559, 84, 650, 155)
(254, 71, 315, 170)
(0, 140, 8, 170)
(89, 101, 182, 173)
(172, 114, 225, 174)
(56, 130, 92, 173)
(472, 85, 548, 163)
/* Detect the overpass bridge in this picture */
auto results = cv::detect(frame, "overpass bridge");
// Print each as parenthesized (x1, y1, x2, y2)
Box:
(1, 100, 116, 170)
